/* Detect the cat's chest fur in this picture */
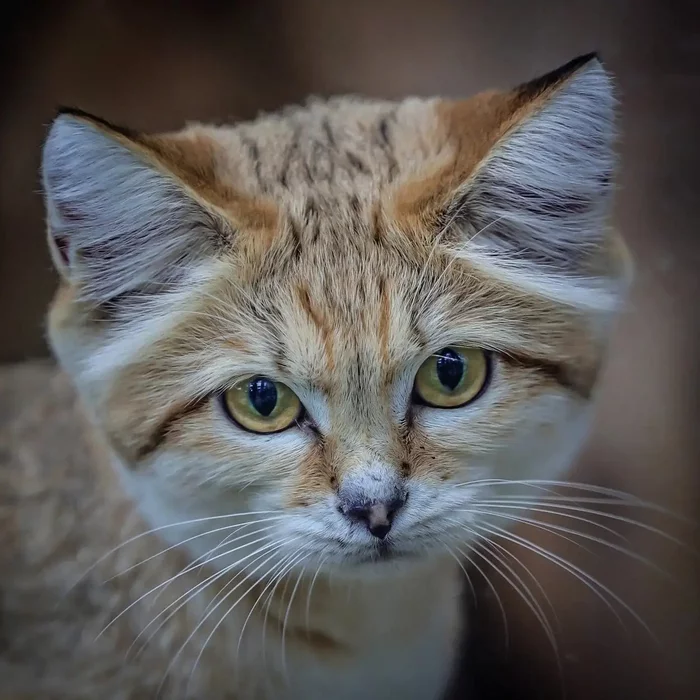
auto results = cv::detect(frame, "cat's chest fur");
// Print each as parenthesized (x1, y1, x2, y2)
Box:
(0, 367, 463, 700)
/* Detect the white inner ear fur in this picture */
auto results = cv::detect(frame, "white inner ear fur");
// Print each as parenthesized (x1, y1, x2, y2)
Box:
(42, 115, 225, 303)
(451, 60, 624, 314)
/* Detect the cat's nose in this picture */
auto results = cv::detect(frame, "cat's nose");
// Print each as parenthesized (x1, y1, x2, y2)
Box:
(339, 496, 406, 539)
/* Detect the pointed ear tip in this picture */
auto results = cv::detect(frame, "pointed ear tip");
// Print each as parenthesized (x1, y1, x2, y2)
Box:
(43, 109, 111, 172)
(46, 109, 94, 142)
(43, 114, 80, 164)
(44, 109, 139, 166)
(577, 51, 602, 65)
(560, 52, 615, 103)
(573, 52, 613, 81)
(56, 105, 83, 117)
(48, 107, 138, 141)
(516, 52, 614, 108)
(48, 108, 112, 143)
(48, 107, 88, 128)
(554, 52, 609, 84)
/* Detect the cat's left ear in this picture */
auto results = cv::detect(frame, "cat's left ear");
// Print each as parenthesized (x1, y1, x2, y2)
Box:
(396, 53, 627, 309)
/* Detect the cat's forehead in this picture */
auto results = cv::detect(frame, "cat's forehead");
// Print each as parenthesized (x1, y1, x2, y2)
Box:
(169, 97, 447, 204)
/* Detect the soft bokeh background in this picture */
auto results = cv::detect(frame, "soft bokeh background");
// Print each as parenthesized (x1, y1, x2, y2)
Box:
(2, 1, 699, 699)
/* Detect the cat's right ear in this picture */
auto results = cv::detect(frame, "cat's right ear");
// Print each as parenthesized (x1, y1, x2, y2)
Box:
(42, 110, 229, 303)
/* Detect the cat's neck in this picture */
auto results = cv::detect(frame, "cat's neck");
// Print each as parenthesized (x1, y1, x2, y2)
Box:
(254, 555, 463, 651)
(233, 555, 465, 700)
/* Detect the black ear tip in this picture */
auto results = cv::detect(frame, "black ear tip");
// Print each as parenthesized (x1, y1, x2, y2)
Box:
(558, 52, 606, 77)
(51, 107, 138, 139)
(55, 106, 101, 121)
(575, 51, 601, 66)
(547, 51, 603, 78)
(516, 52, 604, 99)
(56, 105, 82, 117)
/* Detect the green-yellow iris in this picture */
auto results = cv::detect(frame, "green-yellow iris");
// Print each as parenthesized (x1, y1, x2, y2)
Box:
(414, 347, 488, 408)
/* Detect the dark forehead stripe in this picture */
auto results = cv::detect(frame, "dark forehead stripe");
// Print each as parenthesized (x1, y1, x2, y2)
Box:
(243, 102, 404, 197)
(296, 283, 336, 373)
(377, 275, 391, 369)
(375, 112, 398, 182)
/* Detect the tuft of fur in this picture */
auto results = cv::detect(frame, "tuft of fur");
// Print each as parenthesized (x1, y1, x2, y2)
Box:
(0, 54, 630, 699)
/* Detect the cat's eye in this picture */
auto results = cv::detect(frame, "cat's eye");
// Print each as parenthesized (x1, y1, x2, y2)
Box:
(222, 376, 303, 434)
(413, 346, 489, 409)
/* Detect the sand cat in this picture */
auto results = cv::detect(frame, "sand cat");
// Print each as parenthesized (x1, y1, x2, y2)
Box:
(0, 53, 628, 699)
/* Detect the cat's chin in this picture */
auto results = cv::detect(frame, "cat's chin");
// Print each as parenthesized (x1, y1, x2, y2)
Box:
(349, 544, 412, 566)
(316, 541, 445, 581)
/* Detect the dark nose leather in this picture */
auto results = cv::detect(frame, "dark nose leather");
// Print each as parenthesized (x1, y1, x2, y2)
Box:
(340, 496, 406, 539)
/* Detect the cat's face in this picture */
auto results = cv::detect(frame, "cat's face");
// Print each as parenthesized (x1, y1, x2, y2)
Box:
(41, 54, 628, 576)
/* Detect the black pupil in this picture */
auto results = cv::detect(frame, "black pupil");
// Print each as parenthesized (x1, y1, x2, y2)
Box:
(436, 348, 465, 391)
(248, 377, 278, 417)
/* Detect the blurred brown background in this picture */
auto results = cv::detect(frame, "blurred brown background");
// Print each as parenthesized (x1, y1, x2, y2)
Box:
(2, 1, 699, 699)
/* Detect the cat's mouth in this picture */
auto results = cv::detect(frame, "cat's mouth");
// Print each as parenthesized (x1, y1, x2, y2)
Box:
(352, 540, 415, 565)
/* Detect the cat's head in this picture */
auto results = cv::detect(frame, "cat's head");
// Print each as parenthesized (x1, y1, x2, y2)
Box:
(41, 54, 629, 575)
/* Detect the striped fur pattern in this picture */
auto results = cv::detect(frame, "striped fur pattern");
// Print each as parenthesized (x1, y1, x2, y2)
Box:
(1, 54, 629, 698)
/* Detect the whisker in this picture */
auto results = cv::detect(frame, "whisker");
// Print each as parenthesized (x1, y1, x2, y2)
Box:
(108, 517, 288, 581)
(453, 478, 647, 500)
(418, 215, 507, 316)
(468, 502, 630, 544)
(129, 537, 294, 660)
(472, 537, 558, 651)
(163, 540, 298, 698)
(470, 508, 677, 581)
(149, 526, 268, 608)
(452, 477, 560, 492)
(188, 548, 306, 694)
(457, 479, 695, 524)
(474, 501, 696, 552)
(234, 550, 305, 666)
(201, 516, 289, 558)
(472, 529, 567, 699)
(471, 508, 596, 554)
(261, 548, 311, 675)
(472, 538, 564, 690)
(305, 555, 328, 635)
(200, 532, 300, 623)
(281, 561, 308, 681)
(451, 542, 509, 649)
(416, 255, 459, 317)
(66, 510, 285, 599)
(101, 530, 282, 642)
(408, 224, 452, 311)
(482, 495, 678, 510)
(473, 522, 656, 640)
(480, 536, 560, 629)
(442, 544, 478, 609)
